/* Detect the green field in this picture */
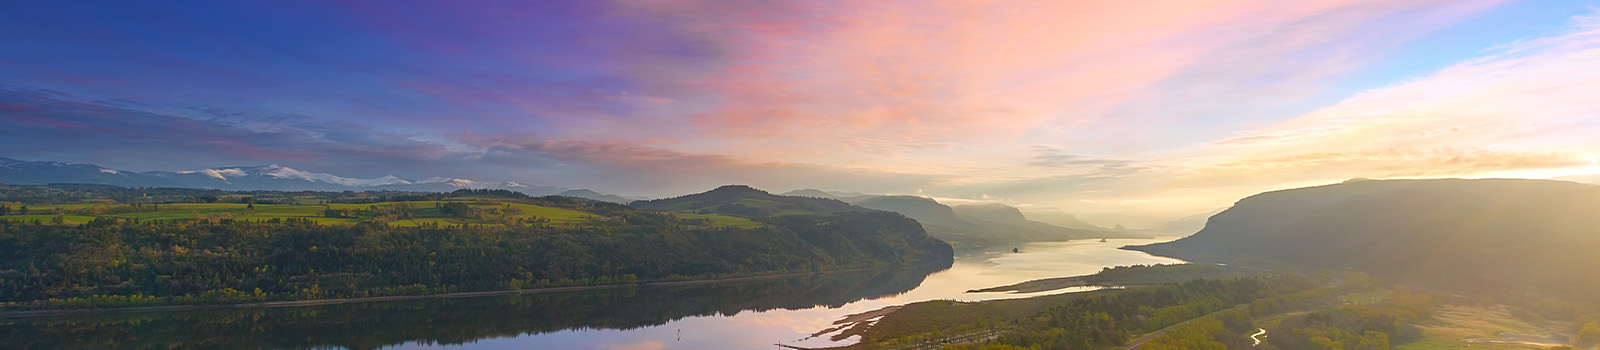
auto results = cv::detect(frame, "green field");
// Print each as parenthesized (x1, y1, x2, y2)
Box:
(0, 200, 600, 227)
(8, 202, 114, 211)
(3, 199, 763, 229)
(1399, 305, 1562, 350)
(1340, 289, 1391, 305)
(0, 215, 99, 225)
(673, 212, 763, 228)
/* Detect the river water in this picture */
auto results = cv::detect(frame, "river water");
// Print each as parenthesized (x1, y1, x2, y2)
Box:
(2, 238, 1182, 350)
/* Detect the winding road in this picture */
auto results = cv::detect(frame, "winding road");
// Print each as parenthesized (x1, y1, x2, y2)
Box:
(1122, 304, 1250, 349)
(1124, 265, 1340, 349)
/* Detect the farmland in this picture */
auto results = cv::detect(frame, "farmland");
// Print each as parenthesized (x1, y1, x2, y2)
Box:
(1, 189, 760, 229)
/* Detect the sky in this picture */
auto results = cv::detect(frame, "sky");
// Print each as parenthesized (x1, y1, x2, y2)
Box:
(4, 0, 1599, 226)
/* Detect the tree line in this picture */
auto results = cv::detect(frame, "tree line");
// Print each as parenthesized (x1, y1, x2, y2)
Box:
(0, 208, 951, 310)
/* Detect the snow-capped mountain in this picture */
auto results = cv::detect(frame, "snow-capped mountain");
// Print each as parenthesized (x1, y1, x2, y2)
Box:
(164, 164, 413, 187)
(0, 157, 564, 194)
(0, 157, 172, 187)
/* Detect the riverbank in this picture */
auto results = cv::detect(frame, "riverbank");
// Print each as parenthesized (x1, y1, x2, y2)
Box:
(966, 275, 1091, 293)
(1, 267, 884, 318)
(966, 263, 1261, 294)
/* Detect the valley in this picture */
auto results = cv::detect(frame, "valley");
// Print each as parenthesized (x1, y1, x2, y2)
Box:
(9, 2, 1600, 349)
(4, 178, 1600, 349)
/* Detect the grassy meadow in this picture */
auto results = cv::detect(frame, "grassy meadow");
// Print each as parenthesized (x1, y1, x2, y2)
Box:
(2, 199, 761, 228)
(1399, 305, 1568, 350)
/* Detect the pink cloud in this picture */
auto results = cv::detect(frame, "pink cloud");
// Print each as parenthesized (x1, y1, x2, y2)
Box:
(457, 132, 953, 195)
(600, 0, 1504, 159)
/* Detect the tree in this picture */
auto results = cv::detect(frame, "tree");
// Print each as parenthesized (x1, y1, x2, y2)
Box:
(1354, 331, 1390, 350)
(1575, 314, 1600, 334)
(1576, 322, 1600, 348)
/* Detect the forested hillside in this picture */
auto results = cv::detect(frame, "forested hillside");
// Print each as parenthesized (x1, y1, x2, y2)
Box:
(631, 185, 861, 216)
(0, 265, 949, 349)
(1128, 178, 1600, 301)
(0, 185, 952, 310)
(652, 187, 1140, 250)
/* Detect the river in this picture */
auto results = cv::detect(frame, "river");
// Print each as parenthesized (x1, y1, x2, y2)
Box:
(1, 238, 1183, 350)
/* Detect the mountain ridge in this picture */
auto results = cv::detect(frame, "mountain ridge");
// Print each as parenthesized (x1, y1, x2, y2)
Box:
(1126, 178, 1600, 300)
(844, 195, 1145, 250)
(631, 185, 862, 216)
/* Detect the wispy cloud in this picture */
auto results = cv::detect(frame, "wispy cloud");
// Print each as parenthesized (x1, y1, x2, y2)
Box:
(0, 86, 459, 177)
(604, 0, 1507, 156)
(458, 133, 954, 194)
(984, 8, 1600, 222)
(5, 1, 1597, 226)
(1188, 10, 1600, 181)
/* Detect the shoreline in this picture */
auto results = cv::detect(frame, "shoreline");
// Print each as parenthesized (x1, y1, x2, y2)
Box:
(1, 267, 883, 318)
(966, 275, 1092, 293)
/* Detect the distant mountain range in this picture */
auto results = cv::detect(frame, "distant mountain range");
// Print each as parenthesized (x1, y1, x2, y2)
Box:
(780, 188, 840, 199)
(779, 189, 868, 199)
(778, 189, 1147, 250)
(1011, 209, 1108, 231)
(1554, 173, 1600, 185)
(556, 189, 634, 204)
(0, 156, 1167, 250)
(0, 156, 589, 194)
(1128, 178, 1600, 301)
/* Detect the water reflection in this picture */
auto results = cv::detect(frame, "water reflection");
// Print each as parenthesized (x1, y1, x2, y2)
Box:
(2, 238, 1182, 350)
(2, 264, 949, 350)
